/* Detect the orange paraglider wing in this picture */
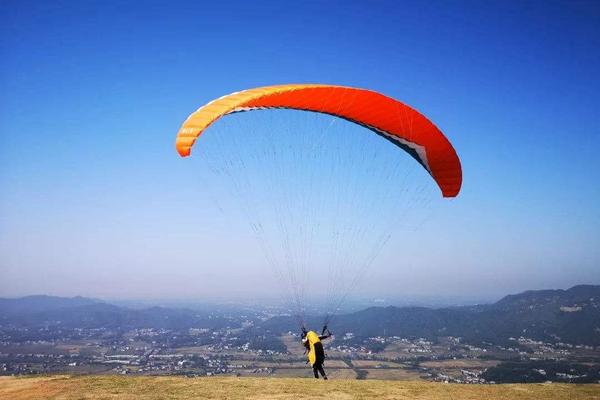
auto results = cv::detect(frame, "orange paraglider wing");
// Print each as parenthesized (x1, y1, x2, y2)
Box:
(176, 84, 462, 197)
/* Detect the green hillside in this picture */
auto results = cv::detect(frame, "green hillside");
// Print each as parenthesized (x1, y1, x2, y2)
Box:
(1, 375, 598, 400)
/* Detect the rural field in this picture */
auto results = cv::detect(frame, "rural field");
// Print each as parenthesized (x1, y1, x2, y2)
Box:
(1, 375, 599, 400)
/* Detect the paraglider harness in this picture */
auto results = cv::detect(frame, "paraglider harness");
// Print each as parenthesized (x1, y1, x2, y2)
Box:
(301, 325, 332, 362)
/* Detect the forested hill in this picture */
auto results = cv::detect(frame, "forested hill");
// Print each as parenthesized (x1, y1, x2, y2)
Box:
(262, 285, 600, 346)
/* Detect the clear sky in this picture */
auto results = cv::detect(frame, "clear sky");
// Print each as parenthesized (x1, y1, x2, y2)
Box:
(1, 0, 599, 304)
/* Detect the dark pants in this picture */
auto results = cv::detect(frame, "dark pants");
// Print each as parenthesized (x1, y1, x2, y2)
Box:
(312, 342, 327, 379)
(313, 363, 327, 379)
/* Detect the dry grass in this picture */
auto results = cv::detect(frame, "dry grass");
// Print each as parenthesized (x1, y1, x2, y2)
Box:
(0, 375, 598, 400)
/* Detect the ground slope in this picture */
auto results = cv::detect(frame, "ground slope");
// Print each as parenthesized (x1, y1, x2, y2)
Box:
(1, 375, 599, 400)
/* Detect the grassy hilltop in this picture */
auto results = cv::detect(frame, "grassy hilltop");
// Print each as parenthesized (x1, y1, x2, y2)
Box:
(1, 375, 598, 400)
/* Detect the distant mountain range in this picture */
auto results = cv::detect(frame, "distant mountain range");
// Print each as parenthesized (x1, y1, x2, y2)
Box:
(0, 295, 239, 331)
(263, 285, 600, 346)
(1, 285, 599, 346)
(0, 295, 99, 315)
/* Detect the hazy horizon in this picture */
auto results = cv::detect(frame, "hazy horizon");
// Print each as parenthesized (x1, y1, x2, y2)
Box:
(1, 282, 596, 309)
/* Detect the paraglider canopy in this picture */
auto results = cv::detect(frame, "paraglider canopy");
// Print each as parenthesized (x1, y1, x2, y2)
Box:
(176, 84, 462, 197)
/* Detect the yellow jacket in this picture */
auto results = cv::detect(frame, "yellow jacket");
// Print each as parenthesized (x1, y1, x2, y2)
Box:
(304, 330, 321, 366)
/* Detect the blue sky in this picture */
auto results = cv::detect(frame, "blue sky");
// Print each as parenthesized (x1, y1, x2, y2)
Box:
(1, 0, 599, 303)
